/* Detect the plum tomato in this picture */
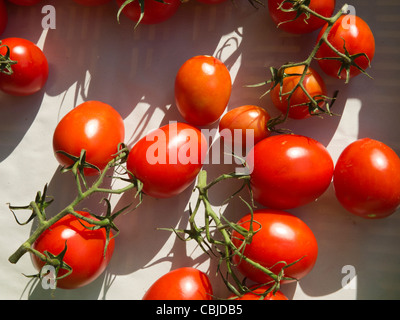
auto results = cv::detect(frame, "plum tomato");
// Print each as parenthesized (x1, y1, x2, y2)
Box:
(268, 0, 336, 34)
(0, 37, 48, 96)
(31, 211, 115, 290)
(270, 66, 327, 120)
(316, 14, 375, 80)
(142, 267, 213, 300)
(175, 55, 232, 126)
(231, 209, 318, 284)
(0, 0, 7, 36)
(230, 285, 289, 300)
(247, 134, 333, 209)
(53, 101, 125, 176)
(116, 0, 181, 25)
(126, 122, 208, 199)
(219, 105, 271, 151)
(333, 138, 400, 219)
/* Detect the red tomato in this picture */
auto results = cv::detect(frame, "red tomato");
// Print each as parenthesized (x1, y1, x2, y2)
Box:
(0, 0, 7, 36)
(116, 0, 181, 25)
(219, 105, 271, 150)
(127, 122, 208, 198)
(268, 0, 336, 34)
(231, 209, 318, 284)
(316, 15, 375, 80)
(247, 134, 333, 209)
(0, 37, 48, 96)
(230, 285, 289, 300)
(333, 138, 400, 219)
(142, 267, 213, 300)
(7, 0, 42, 5)
(53, 101, 125, 176)
(270, 66, 327, 120)
(175, 55, 232, 126)
(32, 211, 115, 290)
(73, 0, 111, 5)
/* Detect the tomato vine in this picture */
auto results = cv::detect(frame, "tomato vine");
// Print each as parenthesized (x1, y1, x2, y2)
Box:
(159, 169, 300, 297)
(7, 147, 294, 297)
(6, 0, 376, 299)
(251, 1, 373, 132)
(8, 146, 138, 274)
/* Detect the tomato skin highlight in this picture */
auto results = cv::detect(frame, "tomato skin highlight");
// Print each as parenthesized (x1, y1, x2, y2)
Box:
(268, 0, 336, 34)
(231, 209, 318, 284)
(333, 138, 400, 219)
(175, 55, 232, 126)
(219, 105, 271, 150)
(0, 37, 49, 96)
(31, 211, 115, 290)
(316, 15, 375, 79)
(270, 66, 327, 120)
(127, 122, 208, 199)
(52, 101, 125, 176)
(142, 267, 213, 300)
(116, 0, 181, 25)
(247, 134, 333, 210)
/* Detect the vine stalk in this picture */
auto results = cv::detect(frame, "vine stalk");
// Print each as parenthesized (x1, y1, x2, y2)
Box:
(161, 170, 297, 297)
(7, 0, 374, 297)
(251, 2, 371, 132)
(8, 145, 138, 268)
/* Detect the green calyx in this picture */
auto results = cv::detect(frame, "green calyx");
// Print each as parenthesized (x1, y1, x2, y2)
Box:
(0, 41, 17, 75)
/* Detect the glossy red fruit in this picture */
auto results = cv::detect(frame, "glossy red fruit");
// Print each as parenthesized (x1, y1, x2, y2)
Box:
(142, 267, 213, 300)
(32, 211, 115, 290)
(333, 138, 400, 219)
(0, 37, 48, 96)
(53, 101, 125, 176)
(231, 209, 318, 284)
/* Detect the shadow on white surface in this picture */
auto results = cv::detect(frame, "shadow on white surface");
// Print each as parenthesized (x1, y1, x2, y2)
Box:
(2, 0, 400, 300)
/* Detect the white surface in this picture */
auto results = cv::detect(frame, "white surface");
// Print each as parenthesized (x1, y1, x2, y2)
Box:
(1, 0, 400, 300)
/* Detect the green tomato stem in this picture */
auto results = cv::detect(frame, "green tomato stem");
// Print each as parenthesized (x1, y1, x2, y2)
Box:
(193, 170, 284, 293)
(264, 3, 370, 131)
(8, 147, 137, 266)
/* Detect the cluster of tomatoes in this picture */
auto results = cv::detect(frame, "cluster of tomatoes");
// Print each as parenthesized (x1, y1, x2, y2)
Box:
(3, 0, 400, 301)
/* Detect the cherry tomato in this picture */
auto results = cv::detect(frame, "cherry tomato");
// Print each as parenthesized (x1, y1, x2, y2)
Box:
(127, 122, 208, 199)
(316, 15, 375, 80)
(230, 285, 289, 300)
(53, 101, 125, 176)
(0, 37, 48, 96)
(31, 211, 115, 290)
(247, 134, 333, 209)
(333, 138, 400, 219)
(7, 0, 42, 5)
(116, 0, 181, 25)
(268, 0, 336, 34)
(231, 209, 318, 284)
(142, 267, 213, 300)
(219, 105, 271, 150)
(175, 55, 232, 126)
(73, 0, 111, 5)
(0, 0, 7, 36)
(270, 66, 327, 120)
